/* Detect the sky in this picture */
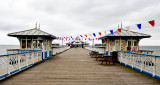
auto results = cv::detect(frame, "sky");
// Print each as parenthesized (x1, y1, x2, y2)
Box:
(0, 0, 160, 46)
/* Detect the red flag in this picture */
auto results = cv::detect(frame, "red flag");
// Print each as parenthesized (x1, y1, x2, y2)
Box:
(118, 28, 121, 33)
(96, 38, 97, 40)
(148, 20, 155, 27)
(98, 32, 101, 36)
(85, 34, 87, 37)
(60, 37, 61, 40)
(85, 38, 86, 40)
(93, 39, 94, 41)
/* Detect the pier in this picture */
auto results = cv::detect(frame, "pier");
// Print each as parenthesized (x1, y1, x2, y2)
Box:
(0, 48, 159, 85)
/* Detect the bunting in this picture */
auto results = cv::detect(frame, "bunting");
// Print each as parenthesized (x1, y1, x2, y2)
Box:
(80, 35, 83, 38)
(57, 19, 158, 42)
(118, 28, 121, 33)
(137, 24, 141, 29)
(98, 32, 101, 36)
(110, 30, 113, 35)
(148, 20, 155, 27)
(85, 34, 87, 37)
(93, 33, 96, 37)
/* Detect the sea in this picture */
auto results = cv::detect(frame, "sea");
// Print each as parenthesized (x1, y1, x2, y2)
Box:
(0, 45, 160, 56)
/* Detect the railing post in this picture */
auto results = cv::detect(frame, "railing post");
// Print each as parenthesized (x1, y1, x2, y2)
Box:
(18, 54, 21, 69)
(7, 55, 10, 75)
(132, 54, 134, 68)
(141, 55, 143, 72)
(153, 56, 156, 77)
(26, 53, 28, 66)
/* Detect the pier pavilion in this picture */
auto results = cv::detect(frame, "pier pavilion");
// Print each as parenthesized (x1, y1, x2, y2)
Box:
(8, 26, 57, 60)
(100, 29, 151, 55)
(66, 40, 89, 48)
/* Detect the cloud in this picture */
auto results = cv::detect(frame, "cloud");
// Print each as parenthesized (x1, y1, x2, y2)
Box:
(0, 0, 160, 45)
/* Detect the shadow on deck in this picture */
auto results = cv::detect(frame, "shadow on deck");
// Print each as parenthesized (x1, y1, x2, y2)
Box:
(0, 48, 159, 85)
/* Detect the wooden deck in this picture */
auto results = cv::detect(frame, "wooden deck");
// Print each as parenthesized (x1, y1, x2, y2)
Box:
(0, 48, 159, 85)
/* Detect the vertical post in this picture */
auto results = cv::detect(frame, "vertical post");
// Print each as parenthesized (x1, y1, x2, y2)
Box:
(26, 53, 28, 66)
(153, 56, 156, 77)
(141, 55, 143, 72)
(31, 37, 33, 50)
(20, 38, 22, 49)
(18, 54, 21, 69)
(7, 56, 10, 74)
(92, 39, 94, 47)
(120, 38, 121, 51)
(131, 38, 133, 51)
(26, 37, 27, 49)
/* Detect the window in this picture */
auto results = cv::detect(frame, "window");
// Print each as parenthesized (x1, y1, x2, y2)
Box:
(128, 41, 131, 46)
(134, 41, 137, 46)
(38, 40, 43, 49)
(33, 40, 37, 48)
(22, 40, 26, 48)
(27, 40, 31, 48)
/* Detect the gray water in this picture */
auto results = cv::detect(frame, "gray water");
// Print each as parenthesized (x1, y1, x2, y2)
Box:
(139, 46, 160, 56)
(0, 45, 160, 56)
(0, 45, 19, 55)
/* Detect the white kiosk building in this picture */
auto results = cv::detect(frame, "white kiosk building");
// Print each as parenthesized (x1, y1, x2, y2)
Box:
(8, 26, 57, 60)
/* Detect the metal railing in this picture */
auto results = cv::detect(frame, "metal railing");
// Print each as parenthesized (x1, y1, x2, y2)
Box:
(0, 50, 42, 80)
(0, 46, 70, 80)
(52, 46, 70, 55)
(85, 47, 105, 54)
(117, 50, 160, 80)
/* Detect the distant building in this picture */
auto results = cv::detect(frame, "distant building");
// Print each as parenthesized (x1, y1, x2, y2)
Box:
(66, 40, 89, 48)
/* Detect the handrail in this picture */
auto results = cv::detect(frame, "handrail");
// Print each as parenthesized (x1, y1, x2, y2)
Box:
(0, 47, 70, 80)
(117, 50, 160, 80)
(117, 50, 160, 57)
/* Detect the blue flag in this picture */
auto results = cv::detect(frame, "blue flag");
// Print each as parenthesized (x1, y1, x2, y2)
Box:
(93, 33, 96, 37)
(80, 35, 83, 38)
(71, 36, 73, 38)
(137, 24, 141, 29)
(110, 30, 113, 35)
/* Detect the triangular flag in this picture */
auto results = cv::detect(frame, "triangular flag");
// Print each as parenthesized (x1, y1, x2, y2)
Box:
(126, 26, 130, 31)
(85, 34, 87, 37)
(148, 20, 155, 27)
(98, 32, 101, 36)
(137, 24, 141, 29)
(118, 28, 121, 33)
(93, 33, 96, 37)
(110, 30, 113, 35)
(80, 35, 83, 38)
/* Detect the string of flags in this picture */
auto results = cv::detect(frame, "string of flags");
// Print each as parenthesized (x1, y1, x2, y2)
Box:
(56, 20, 156, 41)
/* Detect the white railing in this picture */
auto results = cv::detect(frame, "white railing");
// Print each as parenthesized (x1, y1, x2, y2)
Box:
(0, 50, 42, 80)
(85, 47, 105, 54)
(0, 46, 70, 80)
(118, 51, 160, 80)
(52, 46, 70, 55)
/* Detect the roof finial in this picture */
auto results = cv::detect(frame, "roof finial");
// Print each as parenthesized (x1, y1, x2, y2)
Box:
(35, 22, 37, 29)
(121, 22, 122, 29)
(38, 23, 40, 29)
(118, 24, 119, 28)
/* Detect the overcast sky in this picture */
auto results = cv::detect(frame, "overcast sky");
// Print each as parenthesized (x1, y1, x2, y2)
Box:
(0, 0, 160, 46)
